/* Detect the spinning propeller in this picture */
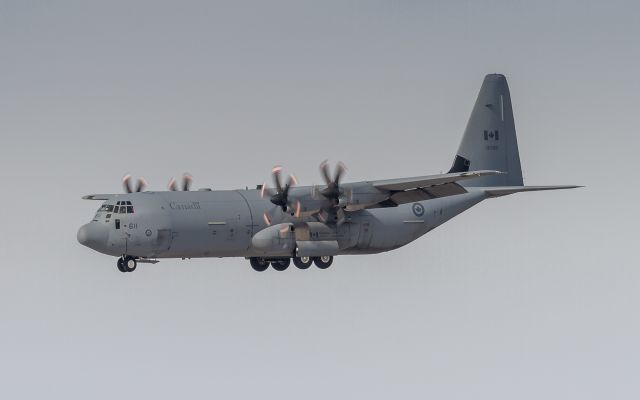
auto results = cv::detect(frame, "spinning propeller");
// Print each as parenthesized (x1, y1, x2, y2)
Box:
(319, 160, 346, 205)
(261, 166, 301, 225)
(121, 173, 195, 193)
(122, 175, 147, 193)
(168, 173, 194, 191)
(316, 160, 351, 225)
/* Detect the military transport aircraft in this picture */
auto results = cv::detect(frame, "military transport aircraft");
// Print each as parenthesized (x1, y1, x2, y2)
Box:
(78, 74, 579, 273)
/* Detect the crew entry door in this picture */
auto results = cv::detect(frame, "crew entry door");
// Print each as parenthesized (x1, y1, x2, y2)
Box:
(207, 192, 253, 256)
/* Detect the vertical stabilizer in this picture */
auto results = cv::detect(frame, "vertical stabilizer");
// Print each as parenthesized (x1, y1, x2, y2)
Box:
(449, 74, 523, 187)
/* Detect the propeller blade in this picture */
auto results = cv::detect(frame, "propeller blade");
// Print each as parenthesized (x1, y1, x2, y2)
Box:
(334, 161, 346, 183)
(182, 173, 193, 191)
(168, 177, 178, 191)
(261, 184, 277, 199)
(318, 209, 329, 223)
(263, 212, 272, 226)
(122, 175, 133, 193)
(272, 165, 283, 192)
(294, 200, 301, 218)
(337, 208, 346, 226)
(284, 174, 297, 193)
(319, 160, 332, 185)
(135, 177, 147, 192)
(289, 174, 298, 186)
(279, 224, 291, 236)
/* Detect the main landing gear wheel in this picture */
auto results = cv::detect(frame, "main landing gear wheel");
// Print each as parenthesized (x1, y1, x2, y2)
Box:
(271, 258, 291, 271)
(293, 256, 313, 269)
(314, 256, 333, 269)
(249, 257, 270, 272)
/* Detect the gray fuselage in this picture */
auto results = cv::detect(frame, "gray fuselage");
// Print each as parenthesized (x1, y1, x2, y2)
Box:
(77, 187, 487, 260)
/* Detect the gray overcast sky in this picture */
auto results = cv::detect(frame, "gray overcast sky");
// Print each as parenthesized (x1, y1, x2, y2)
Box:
(1, 1, 638, 399)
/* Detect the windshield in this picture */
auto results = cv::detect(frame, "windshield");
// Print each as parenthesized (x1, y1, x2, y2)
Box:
(98, 204, 114, 212)
(97, 202, 134, 214)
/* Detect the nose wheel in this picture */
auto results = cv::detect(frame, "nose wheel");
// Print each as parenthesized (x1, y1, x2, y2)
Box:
(117, 256, 137, 273)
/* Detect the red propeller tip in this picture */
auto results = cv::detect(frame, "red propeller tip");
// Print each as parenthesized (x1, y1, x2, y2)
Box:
(263, 212, 272, 226)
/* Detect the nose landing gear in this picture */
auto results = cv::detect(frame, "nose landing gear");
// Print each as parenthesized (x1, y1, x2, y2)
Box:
(117, 256, 137, 273)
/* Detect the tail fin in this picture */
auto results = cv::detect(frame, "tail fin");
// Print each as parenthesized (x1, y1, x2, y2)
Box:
(449, 74, 523, 187)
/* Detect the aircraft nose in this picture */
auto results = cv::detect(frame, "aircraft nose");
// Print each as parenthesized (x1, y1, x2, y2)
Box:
(77, 223, 108, 250)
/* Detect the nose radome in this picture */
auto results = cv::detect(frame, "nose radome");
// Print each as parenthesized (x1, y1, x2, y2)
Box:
(77, 223, 108, 250)
(77, 224, 89, 245)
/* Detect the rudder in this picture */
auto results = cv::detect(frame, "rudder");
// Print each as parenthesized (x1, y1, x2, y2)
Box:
(449, 74, 523, 187)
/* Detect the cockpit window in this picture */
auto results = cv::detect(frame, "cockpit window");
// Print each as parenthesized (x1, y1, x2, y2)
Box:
(98, 203, 134, 214)
(98, 204, 114, 212)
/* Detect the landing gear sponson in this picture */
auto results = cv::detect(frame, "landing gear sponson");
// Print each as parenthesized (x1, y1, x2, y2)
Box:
(249, 256, 333, 271)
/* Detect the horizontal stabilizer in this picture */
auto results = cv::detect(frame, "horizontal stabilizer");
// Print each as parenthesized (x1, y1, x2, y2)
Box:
(485, 185, 582, 197)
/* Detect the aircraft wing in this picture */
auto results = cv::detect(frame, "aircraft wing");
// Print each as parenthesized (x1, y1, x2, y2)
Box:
(82, 194, 115, 200)
(362, 170, 504, 208)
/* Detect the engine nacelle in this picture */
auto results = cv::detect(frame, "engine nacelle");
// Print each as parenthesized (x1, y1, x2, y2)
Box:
(251, 224, 296, 256)
(252, 221, 348, 257)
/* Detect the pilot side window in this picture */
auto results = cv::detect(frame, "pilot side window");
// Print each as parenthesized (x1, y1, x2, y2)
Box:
(127, 206, 134, 213)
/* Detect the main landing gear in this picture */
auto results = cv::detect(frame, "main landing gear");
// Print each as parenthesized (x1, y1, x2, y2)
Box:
(249, 256, 333, 272)
(313, 255, 333, 269)
(292, 256, 313, 269)
(117, 256, 137, 273)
